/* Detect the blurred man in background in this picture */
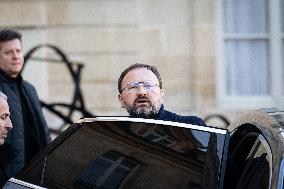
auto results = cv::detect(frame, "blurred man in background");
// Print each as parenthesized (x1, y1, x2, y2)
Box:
(0, 91, 14, 187)
(0, 29, 50, 178)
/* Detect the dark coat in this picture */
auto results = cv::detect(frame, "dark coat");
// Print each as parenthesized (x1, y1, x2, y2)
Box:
(0, 144, 18, 188)
(0, 70, 51, 177)
(156, 105, 206, 126)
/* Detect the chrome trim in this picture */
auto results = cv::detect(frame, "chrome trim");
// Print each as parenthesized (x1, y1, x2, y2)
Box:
(280, 128, 284, 139)
(268, 111, 284, 116)
(6, 177, 47, 189)
(75, 117, 228, 134)
(277, 157, 284, 189)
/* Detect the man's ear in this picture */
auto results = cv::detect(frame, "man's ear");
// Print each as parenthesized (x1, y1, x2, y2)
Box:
(118, 94, 126, 108)
(160, 88, 165, 103)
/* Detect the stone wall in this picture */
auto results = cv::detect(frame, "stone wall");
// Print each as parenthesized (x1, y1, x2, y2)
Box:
(0, 0, 221, 123)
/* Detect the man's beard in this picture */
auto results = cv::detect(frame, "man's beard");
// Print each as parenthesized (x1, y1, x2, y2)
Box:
(125, 97, 162, 119)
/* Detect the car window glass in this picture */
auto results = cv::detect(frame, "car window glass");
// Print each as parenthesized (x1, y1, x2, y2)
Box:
(15, 156, 48, 186)
(234, 134, 272, 189)
(73, 151, 139, 189)
(15, 119, 229, 189)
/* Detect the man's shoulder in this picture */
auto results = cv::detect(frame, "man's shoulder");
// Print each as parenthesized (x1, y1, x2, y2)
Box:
(22, 79, 35, 88)
(0, 73, 35, 90)
(22, 79, 38, 93)
(161, 109, 206, 126)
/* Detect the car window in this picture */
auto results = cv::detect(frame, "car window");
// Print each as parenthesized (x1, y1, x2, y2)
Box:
(12, 156, 48, 186)
(228, 127, 272, 189)
(73, 150, 139, 189)
(15, 118, 229, 189)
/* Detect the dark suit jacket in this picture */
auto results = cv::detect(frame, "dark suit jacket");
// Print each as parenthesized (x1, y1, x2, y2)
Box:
(156, 105, 206, 126)
(0, 144, 18, 188)
(0, 70, 51, 177)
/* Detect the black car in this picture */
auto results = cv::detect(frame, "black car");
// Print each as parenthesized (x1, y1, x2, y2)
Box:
(226, 110, 284, 189)
(3, 110, 284, 189)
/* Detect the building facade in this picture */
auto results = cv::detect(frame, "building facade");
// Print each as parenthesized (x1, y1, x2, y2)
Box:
(0, 0, 283, 128)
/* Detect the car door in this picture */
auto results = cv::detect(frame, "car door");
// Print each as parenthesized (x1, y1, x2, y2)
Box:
(226, 110, 284, 189)
(4, 117, 230, 189)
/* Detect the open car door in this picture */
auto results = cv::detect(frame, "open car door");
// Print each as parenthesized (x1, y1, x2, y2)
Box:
(225, 110, 284, 189)
(3, 117, 230, 189)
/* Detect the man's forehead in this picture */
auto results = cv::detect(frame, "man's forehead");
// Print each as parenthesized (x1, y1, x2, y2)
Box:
(0, 39, 22, 49)
(123, 68, 158, 83)
(125, 67, 156, 78)
(0, 98, 9, 110)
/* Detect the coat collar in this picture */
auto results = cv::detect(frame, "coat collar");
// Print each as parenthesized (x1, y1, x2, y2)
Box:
(0, 69, 22, 83)
(156, 104, 165, 119)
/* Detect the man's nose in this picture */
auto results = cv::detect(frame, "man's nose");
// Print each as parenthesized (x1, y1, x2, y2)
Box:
(12, 51, 20, 59)
(136, 85, 147, 95)
(5, 118, 13, 130)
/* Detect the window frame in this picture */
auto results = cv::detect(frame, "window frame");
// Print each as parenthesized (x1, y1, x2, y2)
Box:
(140, 126, 177, 147)
(216, 0, 284, 110)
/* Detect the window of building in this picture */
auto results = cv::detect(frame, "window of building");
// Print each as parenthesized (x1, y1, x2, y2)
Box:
(144, 129, 176, 147)
(130, 124, 176, 147)
(218, 0, 284, 109)
(74, 151, 138, 189)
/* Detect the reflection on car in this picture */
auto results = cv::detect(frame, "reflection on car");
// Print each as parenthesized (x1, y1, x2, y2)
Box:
(225, 110, 284, 189)
(3, 117, 229, 189)
(3, 110, 284, 189)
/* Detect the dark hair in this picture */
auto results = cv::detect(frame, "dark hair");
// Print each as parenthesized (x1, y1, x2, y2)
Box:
(118, 63, 163, 93)
(0, 29, 22, 44)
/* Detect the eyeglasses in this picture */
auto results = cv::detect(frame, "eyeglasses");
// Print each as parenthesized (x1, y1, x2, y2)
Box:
(121, 81, 160, 94)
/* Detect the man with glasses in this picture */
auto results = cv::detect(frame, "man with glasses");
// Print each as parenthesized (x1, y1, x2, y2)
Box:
(118, 63, 205, 125)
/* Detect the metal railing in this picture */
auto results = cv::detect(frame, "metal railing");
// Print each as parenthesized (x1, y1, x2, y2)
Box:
(24, 44, 94, 136)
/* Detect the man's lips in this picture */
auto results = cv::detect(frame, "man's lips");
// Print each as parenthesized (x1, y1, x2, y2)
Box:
(11, 62, 22, 66)
(135, 98, 150, 106)
(1, 130, 8, 137)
